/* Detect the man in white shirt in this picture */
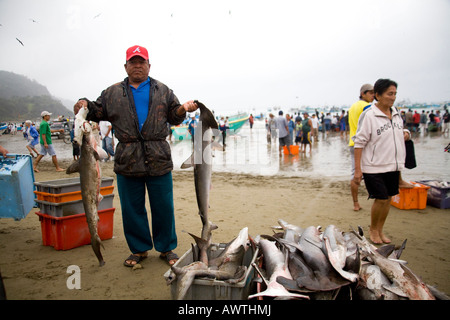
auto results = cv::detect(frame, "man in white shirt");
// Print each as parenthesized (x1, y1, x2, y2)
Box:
(311, 114, 319, 142)
(99, 120, 115, 161)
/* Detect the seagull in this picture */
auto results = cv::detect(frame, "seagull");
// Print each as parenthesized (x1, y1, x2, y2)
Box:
(93, 13, 101, 19)
(16, 38, 24, 46)
(29, 18, 38, 23)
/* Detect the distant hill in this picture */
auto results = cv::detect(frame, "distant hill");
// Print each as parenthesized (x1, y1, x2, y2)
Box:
(0, 71, 73, 121)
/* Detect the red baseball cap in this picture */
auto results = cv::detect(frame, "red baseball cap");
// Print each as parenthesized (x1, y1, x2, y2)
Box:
(126, 45, 149, 61)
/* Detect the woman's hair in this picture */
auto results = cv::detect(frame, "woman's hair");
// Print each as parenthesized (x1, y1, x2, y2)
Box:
(374, 79, 397, 101)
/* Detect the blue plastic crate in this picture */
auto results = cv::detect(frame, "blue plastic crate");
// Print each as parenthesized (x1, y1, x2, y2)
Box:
(0, 154, 36, 220)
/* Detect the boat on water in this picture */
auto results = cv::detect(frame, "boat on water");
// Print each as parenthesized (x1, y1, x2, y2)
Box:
(170, 113, 249, 141)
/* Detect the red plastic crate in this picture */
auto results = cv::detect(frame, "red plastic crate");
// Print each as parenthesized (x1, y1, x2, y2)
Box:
(36, 208, 115, 250)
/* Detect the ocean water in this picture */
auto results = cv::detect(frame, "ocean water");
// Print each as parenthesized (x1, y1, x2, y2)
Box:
(1, 120, 449, 181)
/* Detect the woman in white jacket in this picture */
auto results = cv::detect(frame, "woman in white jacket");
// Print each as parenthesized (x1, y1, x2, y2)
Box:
(352, 79, 406, 244)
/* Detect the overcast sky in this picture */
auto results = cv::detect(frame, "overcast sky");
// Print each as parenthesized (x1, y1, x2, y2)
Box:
(0, 0, 449, 115)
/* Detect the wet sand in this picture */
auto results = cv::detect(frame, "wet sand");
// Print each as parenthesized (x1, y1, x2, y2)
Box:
(0, 125, 449, 300)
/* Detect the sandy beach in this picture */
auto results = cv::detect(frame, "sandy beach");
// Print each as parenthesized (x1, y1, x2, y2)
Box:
(0, 154, 449, 300)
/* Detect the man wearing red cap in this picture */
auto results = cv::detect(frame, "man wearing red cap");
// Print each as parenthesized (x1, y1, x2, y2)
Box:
(74, 45, 198, 267)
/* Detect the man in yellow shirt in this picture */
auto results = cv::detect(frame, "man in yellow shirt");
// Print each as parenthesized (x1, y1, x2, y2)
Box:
(349, 84, 374, 211)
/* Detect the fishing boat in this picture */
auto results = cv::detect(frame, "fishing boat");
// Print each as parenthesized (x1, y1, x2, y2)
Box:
(170, 113, 249, 141)
(225, 113, 249, 133)
(0, 123, 7, 135)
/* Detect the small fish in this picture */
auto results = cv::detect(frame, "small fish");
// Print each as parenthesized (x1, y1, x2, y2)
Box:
(248, 239, 309, 300)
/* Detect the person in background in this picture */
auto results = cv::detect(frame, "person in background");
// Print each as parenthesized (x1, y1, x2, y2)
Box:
(300, 112, 312, 154)
(268, 113, 277, 143)
(295, 117, 303, 145)
(23, 120, 39, 157)
(275, 110, 292, 156)
(188, 114, 197, 142)
(339, 110, 346, 137)
(348, 83, 374, 211)
(286, 114, 295, 145)
(69, 126, 80, 161)
(249, 114, 254, 129)
(419, 110, 428, 133)
(442, 109, 450, 134)
(33, 111, 65, 173)
(99, 120, 115, 161)
(311, 114, 319, 142)
(353, 79, 405, 245)
(219, 116, 229, 148)
(405, 108, 414, 131)
(412, 110, 420, 133)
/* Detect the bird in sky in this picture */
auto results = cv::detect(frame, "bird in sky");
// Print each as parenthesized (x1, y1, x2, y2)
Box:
(93, 13, 101, 19)
(16, 38, 24, 46)
(29, 19, 38, 23)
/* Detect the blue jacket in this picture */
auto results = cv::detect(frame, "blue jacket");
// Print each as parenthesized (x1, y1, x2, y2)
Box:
(24, 126, 39, 144)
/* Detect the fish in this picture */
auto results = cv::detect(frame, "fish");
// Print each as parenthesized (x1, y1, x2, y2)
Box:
(169, 261, 209, 300)
(273, 219, 303, 243)
(322, 225, 359, 282)
(357, 264, 400, 300)
(170, 227, 251, 300)
(207, 226, 250, 279)
(356, 232, 435, 300)
(66, 107, 107, 266)
(181, 101, 221, 264)
(248, 238, 309, 300)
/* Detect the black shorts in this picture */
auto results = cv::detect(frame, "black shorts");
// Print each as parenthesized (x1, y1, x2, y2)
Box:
(363, 171, 400, 200)
(301, 131, 311, 144)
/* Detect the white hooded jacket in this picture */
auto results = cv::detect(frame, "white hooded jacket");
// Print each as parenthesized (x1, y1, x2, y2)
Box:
(352, 103, 405, 174)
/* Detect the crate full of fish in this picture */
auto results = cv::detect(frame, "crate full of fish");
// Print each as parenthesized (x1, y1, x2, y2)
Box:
(164, 236, 258, 300)
(417, 180, 450, 209)
(0, 154, 36, 220)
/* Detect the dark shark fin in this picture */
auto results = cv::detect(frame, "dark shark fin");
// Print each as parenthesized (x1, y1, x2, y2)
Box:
(197, 101, 218, 130)
(66, 159, 80, 174)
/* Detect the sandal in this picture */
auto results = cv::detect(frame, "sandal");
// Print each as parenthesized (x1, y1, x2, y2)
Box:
(159, 251, 179, 266)
(123, 253, 147, 267)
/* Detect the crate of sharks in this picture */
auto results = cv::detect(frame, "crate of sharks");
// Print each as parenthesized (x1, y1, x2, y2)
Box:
(164, 243, 259, 300)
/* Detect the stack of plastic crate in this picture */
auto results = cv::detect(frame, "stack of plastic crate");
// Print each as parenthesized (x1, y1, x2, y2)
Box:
(34, 177, 115, 250)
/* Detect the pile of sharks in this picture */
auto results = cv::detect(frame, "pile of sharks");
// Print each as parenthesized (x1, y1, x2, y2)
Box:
(249, 220, 449, 300)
